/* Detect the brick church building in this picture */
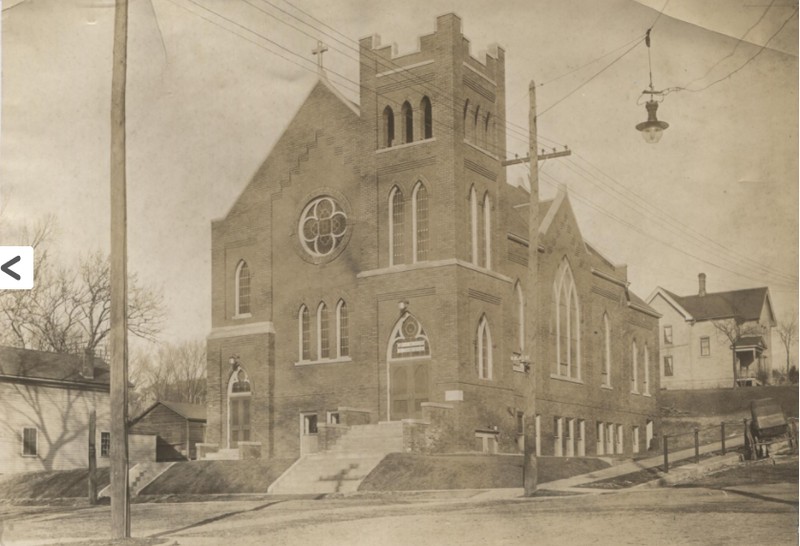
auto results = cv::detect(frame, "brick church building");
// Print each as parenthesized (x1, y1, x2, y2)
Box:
(204, 14, 660, 461)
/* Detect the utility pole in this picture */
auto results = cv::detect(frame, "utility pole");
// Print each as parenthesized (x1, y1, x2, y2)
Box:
(523, 80, 540, 496)
(110, 0, 130, 538)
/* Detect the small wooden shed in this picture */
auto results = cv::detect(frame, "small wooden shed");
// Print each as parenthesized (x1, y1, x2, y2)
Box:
(130, 401, 206, 461)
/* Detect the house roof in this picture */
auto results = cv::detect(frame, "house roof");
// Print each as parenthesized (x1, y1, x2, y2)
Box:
(133, 400, 207, 423)
(663, 287, 773, 323)
(0, 345, 110, 388)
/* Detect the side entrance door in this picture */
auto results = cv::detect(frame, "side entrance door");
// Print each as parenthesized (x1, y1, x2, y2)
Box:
(390, 362, 429, 420)
(229, 396, 251, 448)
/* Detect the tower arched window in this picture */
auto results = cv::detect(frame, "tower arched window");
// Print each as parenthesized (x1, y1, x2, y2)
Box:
(412, 182, 429, 262)
(337, 300, 349, 358)
(299, 305, 311, 361)
(389, 186, 404, 266)
(469, 186, 478, 265)
(401, 101, 413, 144)
(382, 106, 395, 148)
(602, 313, 611, 387)
(554, 259, 580, 379)
(421, 96, 433, 139)
(643, 343, 650, 395)
(318, 302, 330, 360)
(473, 105, 481, 146)
(235, 260, 251, 316)
(477, 315, 493, 380)
(631, 340, 639, 393)
(483, 192, 491, 269)
(484, 112, 492, 151)
(463, 99, 471, 139)
(516, 282, 525, 352)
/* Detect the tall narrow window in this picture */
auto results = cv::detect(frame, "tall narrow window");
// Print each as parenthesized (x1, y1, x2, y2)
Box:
(484, 112, 492, 151)
(401, 101, 413, 144)
(22, 427, 37, 456)
(474, 105, 481, 146)
(101, 432, 111, 457)
(235, 260, 251, 316)
(516, 282, 525, 352)
(469, 186, 478, 265)
(299, 305, 311, 361)
(389, 186, 404, 266)
(318, 302, 329, 359)
(700, 336, 710, 356)
(631, 340, 639, 393)
(463, 99, 470, 139)
(596, 422, 605, 455)
(663, 355, 674, 376)
(337, 300, 349, 358)
(643, 343, 650, 395)
(554, 259, 580, 379)
(477, 316, 493, 379)
(413, 182, 429, 262)
(663, 325, 673, 344)
(602, 313, 611, 386)
(382, 106, 394, 148)
(421, 96, 433, 139)
(483, 192, 491, 269)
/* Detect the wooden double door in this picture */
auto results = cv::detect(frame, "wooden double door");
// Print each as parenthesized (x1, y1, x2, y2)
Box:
(229, 396, 251, 447)
(390, 361, 430, 420)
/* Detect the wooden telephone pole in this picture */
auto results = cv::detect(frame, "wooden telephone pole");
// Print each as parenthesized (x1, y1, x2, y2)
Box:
(110, 0, 130, 538)
(522, 80, 540, 496)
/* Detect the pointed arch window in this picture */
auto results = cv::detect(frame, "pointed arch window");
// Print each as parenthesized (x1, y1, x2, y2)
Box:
(389, 186, 404, 266)
(463, 99, 471, 139)
(337, 300, 349, 358)
(602, 313, 611, 387)
(553, 259, 580, 379)
(643, 343, 650, 395)
(388, 313, 431, 360)
(631, 340, 639, 393)
(235, 260, 251, 316)
(516, 282, 525, 353)
(469, 186, 479, 265)
(473, 105, 481, 146)
(318, 302, 330, 360)
(483, 192, 491, 269)
(299, 305, 311, 361)
(484, 112, 492, 151)
(477, 316, 493, 380)
(421, 96, 433, 139)
(413, 182, 429, 262)
(382, 106, 395, 148)
(401, 101, 413, 144)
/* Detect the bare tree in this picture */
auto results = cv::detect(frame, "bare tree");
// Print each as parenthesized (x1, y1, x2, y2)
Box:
(131, 340, 207, 408)
(777, 315, 797, 378)
(712, 319, 765, 388)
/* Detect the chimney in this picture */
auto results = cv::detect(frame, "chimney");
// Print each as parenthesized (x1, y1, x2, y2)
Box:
(698, 273, 707, 297)
(81, 348, 95, 379)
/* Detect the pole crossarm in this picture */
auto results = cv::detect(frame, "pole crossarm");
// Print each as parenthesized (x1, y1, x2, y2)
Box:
(501, 148, 572, 167)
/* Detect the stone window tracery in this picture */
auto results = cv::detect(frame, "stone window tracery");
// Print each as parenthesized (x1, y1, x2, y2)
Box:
(299, 196, 348, 258)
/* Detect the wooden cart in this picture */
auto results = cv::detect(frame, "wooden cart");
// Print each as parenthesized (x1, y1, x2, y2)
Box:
(745, 398, 797, 459)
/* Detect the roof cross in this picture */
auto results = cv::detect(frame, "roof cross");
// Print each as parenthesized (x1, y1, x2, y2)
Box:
(312, 41, 328, 74)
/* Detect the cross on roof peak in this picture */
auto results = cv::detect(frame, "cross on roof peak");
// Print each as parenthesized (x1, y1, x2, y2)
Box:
(312, 41, 328, 74)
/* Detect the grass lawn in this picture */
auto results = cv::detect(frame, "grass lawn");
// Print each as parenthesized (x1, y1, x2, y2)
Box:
(138, 459, 296, 495)
(0, 468, 110, 499)
(358, 454, 610, 491)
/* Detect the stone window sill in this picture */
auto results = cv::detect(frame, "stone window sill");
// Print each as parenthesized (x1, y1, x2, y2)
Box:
(295, 356, 352, 367)
(233, 313, 252, 320)
(550, 374, 583, 385)
(600, 384, 613, 390)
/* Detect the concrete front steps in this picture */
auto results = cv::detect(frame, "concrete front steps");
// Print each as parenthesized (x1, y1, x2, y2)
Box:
(268, 421, 405, 495)
(98, 461, 175, 498)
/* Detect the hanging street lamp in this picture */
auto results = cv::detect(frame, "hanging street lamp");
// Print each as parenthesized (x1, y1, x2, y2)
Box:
(636, 29, 669, 144)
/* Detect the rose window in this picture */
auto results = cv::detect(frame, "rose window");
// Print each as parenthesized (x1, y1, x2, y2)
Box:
(299, 196, 348, 257)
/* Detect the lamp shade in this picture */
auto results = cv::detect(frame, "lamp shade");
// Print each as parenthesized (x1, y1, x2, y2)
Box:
(636, 100, 669, 144)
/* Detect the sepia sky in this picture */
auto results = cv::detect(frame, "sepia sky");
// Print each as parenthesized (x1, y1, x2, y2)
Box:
(1, 1, 797, 362)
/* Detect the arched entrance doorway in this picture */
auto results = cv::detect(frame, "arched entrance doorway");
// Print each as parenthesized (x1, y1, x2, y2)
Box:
(387, 313, 431, 420)
(228, 366, 251, 448)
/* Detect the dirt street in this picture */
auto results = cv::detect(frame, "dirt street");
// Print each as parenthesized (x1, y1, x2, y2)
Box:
(0, 482, 797, 546)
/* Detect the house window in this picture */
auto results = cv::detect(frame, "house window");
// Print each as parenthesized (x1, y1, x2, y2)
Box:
(663, 325, 673, 344)
(421, 96, 433, 139)
(477, 316, 493, 380)
(664, 355, 674, 376)
(299, 305, 311, 361)
(413, 182, 429, 262)
(22, 427, 37, 456)
(700, 337, 710, 356)
(553, 259, 580, 379)
(235, 260, 251, 316)
(389, 186, 404, 266)
(101, 432, 111, 457)
(318, 303, 330, 359)
(327, 412, 340, 425)
(483, 193, 491, 269)
(631, 340, 639, 393)
(382, 106, 394, 147)
(469, 186, 479, 265)
(337, 300, 349, 358)
(602, 313, 611, 387)
(401, 101, 413, 144)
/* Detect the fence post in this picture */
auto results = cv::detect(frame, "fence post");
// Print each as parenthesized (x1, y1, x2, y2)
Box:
(720, 422, 726, 455)
(694, 428, 700, 464)
(663, 434, 669, 473)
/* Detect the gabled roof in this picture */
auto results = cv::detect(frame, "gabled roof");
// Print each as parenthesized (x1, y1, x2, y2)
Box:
(665, 287, 773, 324)
(133, 400, 207, 423)
(0, 346, 110, 389)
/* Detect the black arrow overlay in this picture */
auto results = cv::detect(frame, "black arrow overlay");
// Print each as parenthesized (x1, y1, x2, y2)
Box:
(1, 256, 21, 281)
